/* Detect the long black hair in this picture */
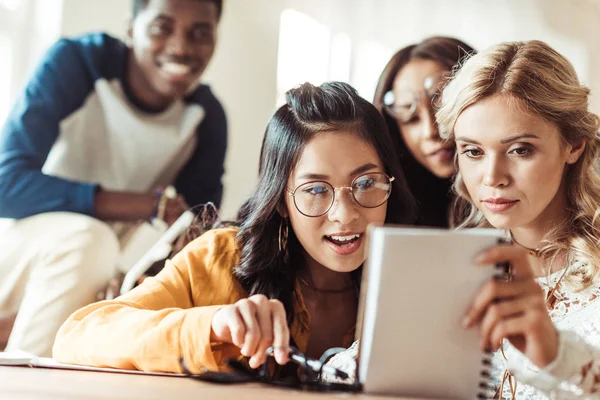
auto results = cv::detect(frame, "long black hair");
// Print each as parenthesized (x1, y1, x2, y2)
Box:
(373, 36, 476, 227)
(234, 81, 416, 320)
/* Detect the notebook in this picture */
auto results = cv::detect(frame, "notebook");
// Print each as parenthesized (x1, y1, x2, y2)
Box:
(0, 350, 184, 377)
(120, 210, 195, 295)
(357, 225, 509, 399)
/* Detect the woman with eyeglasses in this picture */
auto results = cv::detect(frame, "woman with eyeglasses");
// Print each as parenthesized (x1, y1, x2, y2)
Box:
(52, 82, 416, 376)
(437, 40, 600, 398)
(374, 36, 476, 227)
(326, 40, 600, 398)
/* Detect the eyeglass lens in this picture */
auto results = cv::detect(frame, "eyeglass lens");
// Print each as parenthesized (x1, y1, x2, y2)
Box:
(383, 72, 447, 122)
(292, 173, 392, 217)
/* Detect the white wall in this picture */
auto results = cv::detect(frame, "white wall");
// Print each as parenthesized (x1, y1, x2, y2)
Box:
(201, 0, 284, 218)
(209, 0, 600, 217)
(60, 0, 129, 38)
(4, 0, 600, 218)
(287, 0, 600, 113)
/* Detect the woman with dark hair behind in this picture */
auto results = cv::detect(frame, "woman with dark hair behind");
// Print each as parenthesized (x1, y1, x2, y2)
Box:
(321, 37, 478, 380)
(52, 82, 416, 375)
(373, 36, 476, 227)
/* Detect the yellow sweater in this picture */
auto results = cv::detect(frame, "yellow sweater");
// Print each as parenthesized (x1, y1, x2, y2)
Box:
(53, 227, 317, 373)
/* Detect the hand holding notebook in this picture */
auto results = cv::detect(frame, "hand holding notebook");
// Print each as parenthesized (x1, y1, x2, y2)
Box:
(463, 244, 560, 369)
(357, 226, 510, 399)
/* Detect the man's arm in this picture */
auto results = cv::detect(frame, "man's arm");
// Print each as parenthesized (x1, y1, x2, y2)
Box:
(0, 35, 168, 222)
(0, 39, 99, 219)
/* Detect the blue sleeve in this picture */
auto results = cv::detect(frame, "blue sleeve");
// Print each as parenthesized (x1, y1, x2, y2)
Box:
(175, 91, 227, 209)
(0, 39, 98, 219)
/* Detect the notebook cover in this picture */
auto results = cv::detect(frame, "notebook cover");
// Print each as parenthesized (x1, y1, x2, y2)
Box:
(358, 225, 507, 399)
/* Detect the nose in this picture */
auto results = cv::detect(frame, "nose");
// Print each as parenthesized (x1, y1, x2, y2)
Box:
(327, 187, 360, 225)
(421, 107, 440, 140)
(483, 155, 510, 188)
(165, 29, 191, 58)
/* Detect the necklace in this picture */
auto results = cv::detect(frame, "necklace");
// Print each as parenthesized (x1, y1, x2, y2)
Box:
(497, 263, 569, 398)
(544, 265, 570, 310)
(509, 233, 540, 257)
(298, 277, 354, 294)
(508, 233, 570, 308)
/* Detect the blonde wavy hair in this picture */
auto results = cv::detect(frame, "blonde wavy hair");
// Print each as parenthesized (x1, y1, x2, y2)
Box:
(436, 40, 600, 290)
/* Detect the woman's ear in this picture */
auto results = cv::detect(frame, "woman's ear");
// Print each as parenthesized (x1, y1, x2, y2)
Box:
(276, 202, 289, 219)
(566, 140, 586, 164)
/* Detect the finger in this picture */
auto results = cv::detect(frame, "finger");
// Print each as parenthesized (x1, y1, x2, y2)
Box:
(164, 203, 187, 226)
(463, 279, 541, 328)
(164, 197, 185, 213)
(236, 300, 260, 358)
(479, 295, 538, 350)
(489, 315, 526, 351)
(136, 274, 149, 285)
(165, 201, 184, 215)
(487, 305, 556, 362)
(96, 288, 106, 302)
(475, 244, 534, 279)
(172, 234, 188, 253)
(176, 195, 189, 210)
(249, 299, 275, 368)
(226, 307, 246, 348)
(106, 280, 119, 300)
(270, 300, 290, 365)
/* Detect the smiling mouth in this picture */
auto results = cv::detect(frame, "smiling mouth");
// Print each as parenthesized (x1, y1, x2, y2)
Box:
(158, 61, 200, 81)
(325, 233, 361, 245)
(162, 62, 193, 74)
(323, 233, 364, 256)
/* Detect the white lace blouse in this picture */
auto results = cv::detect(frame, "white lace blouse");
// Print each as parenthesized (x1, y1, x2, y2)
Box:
(494, 262, 600, 399)
(324, 262, 600, 399)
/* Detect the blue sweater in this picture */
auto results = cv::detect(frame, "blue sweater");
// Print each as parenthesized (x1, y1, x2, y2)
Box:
(0, 33, 227, 219)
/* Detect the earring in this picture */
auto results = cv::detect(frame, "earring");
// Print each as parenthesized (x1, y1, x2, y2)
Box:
(278, 219, 289, 253)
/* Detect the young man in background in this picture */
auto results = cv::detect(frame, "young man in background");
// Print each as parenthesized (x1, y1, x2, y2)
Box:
(0, 0, 226, 356)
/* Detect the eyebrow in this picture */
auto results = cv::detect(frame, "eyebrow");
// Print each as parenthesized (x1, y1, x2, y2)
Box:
(152, 14, 215, 28)
(297, 163, 380, 180)
(455, 133, 541, 145)
(152, 14, 173, 22)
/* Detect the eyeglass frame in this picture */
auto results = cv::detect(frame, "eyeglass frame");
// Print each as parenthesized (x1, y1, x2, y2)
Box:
(382, 71, 449, 123)
(286, 172, 395, 218)
(179, 345, 362, 393)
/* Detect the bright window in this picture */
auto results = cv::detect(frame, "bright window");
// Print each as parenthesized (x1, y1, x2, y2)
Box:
(351, 40, 393, 103)
(0, 0, 21, 11)
(0, 34, 13, 122)
(0, 0, 62, 124)
(0, 0, 26, 123)
(276, 9, 352, 106)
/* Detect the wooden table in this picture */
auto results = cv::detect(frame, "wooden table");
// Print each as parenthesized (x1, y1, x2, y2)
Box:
(0, 366, 426, 400)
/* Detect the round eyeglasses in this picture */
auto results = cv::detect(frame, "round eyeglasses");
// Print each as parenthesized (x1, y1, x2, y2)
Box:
(382, 71, 448, 123)
(287, 173, 395, 217)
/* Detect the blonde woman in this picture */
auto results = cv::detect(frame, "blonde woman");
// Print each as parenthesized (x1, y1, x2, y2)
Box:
(438, 40, 600, 398)
(326, 40, 600, 397)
